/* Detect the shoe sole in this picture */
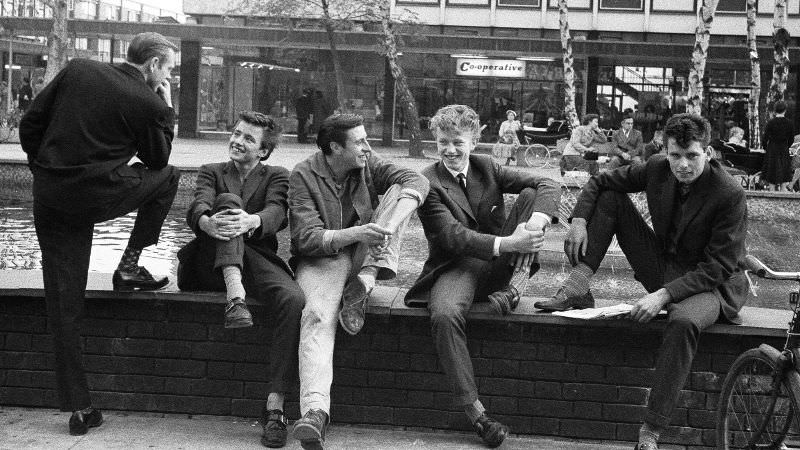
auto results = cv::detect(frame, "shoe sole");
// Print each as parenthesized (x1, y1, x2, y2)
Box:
(337, 309, 364, 336)
(293, 422, 323, 442)
(112, 278, 169, 292)
(224, 319, 253, 329)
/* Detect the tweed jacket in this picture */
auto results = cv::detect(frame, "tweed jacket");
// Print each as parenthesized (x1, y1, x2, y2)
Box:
(405, 154, 561, 306)
(20, 59, 174, 212)
(563, 124, 608, 156)
(184, 160, 292, 276)
(610, 128, 644, 158)
(288, 151, 429, 258)
(572, 154, 749, 322)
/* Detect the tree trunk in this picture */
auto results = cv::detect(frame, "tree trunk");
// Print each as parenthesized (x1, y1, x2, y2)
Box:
(746, 0, 760, 150)
(380, 16, 423, 157)
(686, 0, 719, 115)
(44, 0, 69, 84)
(558, 0, 579, 128)
(321, 6, 347, 113)
(767, 0, 790, 112)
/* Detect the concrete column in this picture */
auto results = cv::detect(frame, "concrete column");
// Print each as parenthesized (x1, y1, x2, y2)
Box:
(178, 40, 200, 138)
(382, 57, 395, 147)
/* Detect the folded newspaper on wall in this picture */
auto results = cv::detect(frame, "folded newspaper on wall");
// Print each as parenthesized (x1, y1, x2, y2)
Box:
(552, 303, 666, 320)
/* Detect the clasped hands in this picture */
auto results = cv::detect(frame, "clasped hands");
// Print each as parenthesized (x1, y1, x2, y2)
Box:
(199, 209, 260, 241)
(503, 220, 547, 273)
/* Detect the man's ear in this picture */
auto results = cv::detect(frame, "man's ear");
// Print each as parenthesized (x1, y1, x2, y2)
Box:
(329, 140, 343, 155)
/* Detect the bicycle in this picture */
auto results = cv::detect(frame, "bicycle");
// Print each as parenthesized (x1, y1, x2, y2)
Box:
(716, 255, 800, 449)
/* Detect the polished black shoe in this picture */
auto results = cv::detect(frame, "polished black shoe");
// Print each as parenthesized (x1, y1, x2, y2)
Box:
(293, 409, 329, 450)
(112, 266, 169, 291)
(225, 297, 253, 329)
(488, 285, 520, 316)
(338, 276, 372, 335)
(261, 407, 288, 448)
(473, 413, 509, 448)
(533, 287, 595, 312)
(68, 408, 103, 436)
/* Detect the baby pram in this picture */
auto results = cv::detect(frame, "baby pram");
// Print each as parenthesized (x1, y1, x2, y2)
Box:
(711, 139, 764, 189)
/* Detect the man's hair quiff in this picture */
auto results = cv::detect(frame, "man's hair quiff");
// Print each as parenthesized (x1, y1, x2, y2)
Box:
(126, 32, 179, 66)
(664, 113, 711, 148)
(429, 104, 482, 142)
(236, 111, 282, 160)
(316, 113, 364, 155)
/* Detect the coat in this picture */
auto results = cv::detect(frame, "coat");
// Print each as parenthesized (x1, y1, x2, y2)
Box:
(405, 154, 561, 306)
(19, 59, 174, 213)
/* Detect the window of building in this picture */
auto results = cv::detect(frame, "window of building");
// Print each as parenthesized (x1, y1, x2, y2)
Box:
(599, 0, 643, 11)
(497, 0, 540, 8)
(717, 0, 746, 12)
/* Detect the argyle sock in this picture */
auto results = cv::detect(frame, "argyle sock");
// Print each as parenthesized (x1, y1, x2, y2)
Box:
(222, 265, 246, 302)
(464, 399, 486, 424)
(638, 422, 662, 448)
(562, 262, 594, 298)
(117, 246, 142, 272)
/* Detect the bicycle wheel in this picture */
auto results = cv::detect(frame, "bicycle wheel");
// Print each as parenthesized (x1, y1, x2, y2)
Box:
(522, 144, 551, 168)
(717, 348, 798, 449)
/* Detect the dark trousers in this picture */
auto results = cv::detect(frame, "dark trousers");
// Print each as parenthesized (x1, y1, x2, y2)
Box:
(190, 193, 305, 393)
(580, 191, 721, 428)
(560, 155, 599, 176)
(33, 164, 180, 412)
(297, 117, 309, 143)
(428, 188, 540, 405)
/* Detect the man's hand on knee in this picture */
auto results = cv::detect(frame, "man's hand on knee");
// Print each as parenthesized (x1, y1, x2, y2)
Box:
(564, 218, 588, 266)
(630, 289, 672, 323)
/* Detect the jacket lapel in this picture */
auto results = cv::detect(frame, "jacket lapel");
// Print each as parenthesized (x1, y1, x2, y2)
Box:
(222, 161, 243, 197)
(437, 163, 475, 222)
(241, 164, 266, 207)
(466, 164, 485, 213)
(672, 165, 712, 245)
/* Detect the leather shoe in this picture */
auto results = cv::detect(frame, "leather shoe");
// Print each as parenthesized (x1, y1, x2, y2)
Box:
(225, 297, 253, 329)
(534, 287, 595, 312)
(293, 409, 329, 450)
(488, 285, 520, 316)
(635, 443, 658, 450)
(338, 276, 372, 335)
(68, 408, 103, 436)
(473, 413, 509, 448)
(112, 266, 169, 291)
(261, 406, 288, 448)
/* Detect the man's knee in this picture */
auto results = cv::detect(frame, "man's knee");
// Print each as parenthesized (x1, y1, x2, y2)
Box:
(214, 193, 243, 211)
(429, 302, 465, 331)
(517, 187, 538, 206)
(664, 314, 702, 343)
(595, 190, 631, 214)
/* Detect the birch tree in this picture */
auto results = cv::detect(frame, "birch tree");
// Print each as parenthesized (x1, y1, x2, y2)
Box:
(686, 0, 719, 115)
(558, 0, 579, 128)
(746, 0, 760, 149)
(43, 0, 70, 84)
(767, 0, 790, 111)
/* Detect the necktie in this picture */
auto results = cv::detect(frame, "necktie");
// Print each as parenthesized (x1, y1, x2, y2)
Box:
(457, 173, 467, 193)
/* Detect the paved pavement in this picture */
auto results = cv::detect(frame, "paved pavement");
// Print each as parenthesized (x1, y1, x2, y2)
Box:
(0, 407, 637, 450)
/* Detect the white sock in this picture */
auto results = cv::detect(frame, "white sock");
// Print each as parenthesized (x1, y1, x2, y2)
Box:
(358, 266, 378, 293)
(222, 266, 246, 302)
(464, 399, 486, 424)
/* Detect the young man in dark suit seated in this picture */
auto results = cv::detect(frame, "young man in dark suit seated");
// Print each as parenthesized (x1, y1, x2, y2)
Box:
(405, 104, 560, 447)
(535, 114, 749, 450)
(178, 111, 305, 448)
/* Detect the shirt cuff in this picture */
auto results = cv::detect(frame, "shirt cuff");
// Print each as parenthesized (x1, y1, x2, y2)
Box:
(493, 237, 502, 257)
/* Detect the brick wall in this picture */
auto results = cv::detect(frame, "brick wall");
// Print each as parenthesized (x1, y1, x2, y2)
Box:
(0, 294, 783, 448)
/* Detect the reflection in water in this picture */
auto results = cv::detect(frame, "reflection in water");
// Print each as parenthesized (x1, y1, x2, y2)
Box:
(0, 207, 194, 275)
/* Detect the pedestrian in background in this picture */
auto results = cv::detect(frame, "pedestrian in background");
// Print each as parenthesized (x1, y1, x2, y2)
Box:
(762, 101, 794, 191)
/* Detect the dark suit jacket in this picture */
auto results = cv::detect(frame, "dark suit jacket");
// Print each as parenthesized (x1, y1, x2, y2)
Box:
(405, 154, 561, 306)
(19, 59, 174, 213)
(182, 161, 292, 278)
(572, 154, 748, 322)
(611, 128, 644, 157)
